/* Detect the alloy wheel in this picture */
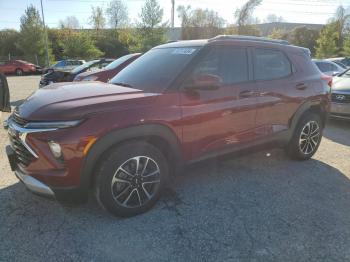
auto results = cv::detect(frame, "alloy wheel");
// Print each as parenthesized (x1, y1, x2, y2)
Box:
(299, 121, 320, 155)
(110, 156, 161, 208)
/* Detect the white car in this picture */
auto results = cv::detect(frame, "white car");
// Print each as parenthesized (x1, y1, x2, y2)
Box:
(313, 59, 346, 76)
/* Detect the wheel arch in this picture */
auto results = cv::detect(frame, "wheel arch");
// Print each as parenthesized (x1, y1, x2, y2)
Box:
(290, 100, 328, 135)
(79, 124, 184, 191)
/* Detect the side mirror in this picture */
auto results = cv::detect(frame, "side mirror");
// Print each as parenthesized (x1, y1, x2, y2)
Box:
(332, 71, 340, 76)
(0, 73, 11, 112)
(184, 74, 222, 91)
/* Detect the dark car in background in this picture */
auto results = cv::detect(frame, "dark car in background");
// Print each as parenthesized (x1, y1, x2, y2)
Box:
(330, 68, 350, 120)
(39, 58, 114, 87)
(6, 36, 330, 217)
(0, 60, 41, 76)
(74, 53, 142, 82)
(43, 59, 85, 74)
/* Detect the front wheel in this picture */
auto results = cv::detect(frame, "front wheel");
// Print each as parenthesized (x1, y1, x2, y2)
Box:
(286, 112, 323, 160)
(95, 141, 169, 217)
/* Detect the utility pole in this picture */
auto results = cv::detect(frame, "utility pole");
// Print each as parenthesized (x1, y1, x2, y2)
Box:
(40, 0, 50, 67)
(171, 0, 175, 28)
(170, 0, 175, 40)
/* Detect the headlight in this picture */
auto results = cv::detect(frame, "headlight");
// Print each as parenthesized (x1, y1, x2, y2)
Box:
(82, 75, 99, 81)
(24, 120, 82, 130)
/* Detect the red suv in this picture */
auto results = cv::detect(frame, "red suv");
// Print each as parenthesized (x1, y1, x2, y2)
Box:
(6, 36, 330, 217)
(73, 53, 141, 82)
(0, 60, 40, 76)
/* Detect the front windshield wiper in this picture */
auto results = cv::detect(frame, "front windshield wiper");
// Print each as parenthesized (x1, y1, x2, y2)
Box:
(112, 82, 133, 88)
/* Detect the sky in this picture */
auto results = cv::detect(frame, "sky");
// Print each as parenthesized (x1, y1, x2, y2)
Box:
(0, 0, 350, 30)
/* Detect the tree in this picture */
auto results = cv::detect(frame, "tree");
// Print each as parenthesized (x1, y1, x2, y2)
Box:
(235, 0, 262, 35)
(89, 6, 106, 33)
(59, 16, 80, 29)
(60, 31, 103, 59)
(106, 0, 129, 29)
(17, 5, 53, 65)
(268, 28, 287, 39)
(315, 22, 339, 58)
(136, 0, 166, 51)
(288, 26, 319, 55)
(178, 5, 225, 39)
(265, 14, 284, 23)
(0, 30, 23, 59)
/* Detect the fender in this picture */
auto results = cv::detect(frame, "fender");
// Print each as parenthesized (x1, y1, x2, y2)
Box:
(79, 124, 184, 190)
(288, 99, 328, 140)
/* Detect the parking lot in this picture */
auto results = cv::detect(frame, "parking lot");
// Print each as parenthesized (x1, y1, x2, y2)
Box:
(0, 76, 349, 261)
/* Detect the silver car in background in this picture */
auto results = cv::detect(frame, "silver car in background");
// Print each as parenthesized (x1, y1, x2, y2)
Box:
(331, 68, 350, 120)
(313, 59, 345, 76)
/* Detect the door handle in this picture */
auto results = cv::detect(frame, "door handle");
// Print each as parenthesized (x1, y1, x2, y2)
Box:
(296, 83, 308, 90)
(239, 90, 255, 98)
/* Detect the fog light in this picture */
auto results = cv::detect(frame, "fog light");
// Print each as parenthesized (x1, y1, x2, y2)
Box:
(48, 141, 62, 158)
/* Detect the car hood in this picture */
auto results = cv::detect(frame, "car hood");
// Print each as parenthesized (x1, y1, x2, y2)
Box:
(332, 76, 350, 92)
(17, 82, 158, 120)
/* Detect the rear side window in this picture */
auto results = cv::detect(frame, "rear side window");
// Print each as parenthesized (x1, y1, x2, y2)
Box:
(191, 47, 249, 84)
(254, 48, 292, 81)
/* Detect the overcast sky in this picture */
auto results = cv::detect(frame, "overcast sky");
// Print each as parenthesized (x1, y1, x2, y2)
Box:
(0, 0, 349, 30)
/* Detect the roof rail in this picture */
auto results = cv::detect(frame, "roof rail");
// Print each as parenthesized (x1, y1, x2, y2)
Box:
(209, 35, 290, 45)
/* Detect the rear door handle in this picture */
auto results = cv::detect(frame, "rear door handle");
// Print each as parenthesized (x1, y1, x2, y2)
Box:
(296, 83, 308, 90)
(239, 90, 255, 98)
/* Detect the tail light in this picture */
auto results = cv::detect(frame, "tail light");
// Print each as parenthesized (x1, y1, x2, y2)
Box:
(321, 74, 332, 88)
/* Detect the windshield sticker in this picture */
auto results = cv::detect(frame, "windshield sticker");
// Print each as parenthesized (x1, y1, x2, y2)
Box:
(172, 48, 196, 55)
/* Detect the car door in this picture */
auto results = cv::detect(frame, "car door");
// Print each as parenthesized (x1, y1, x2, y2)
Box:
(180, 45, 257, 160)
(253, 47, 304, 138)
(0, 73, 11, 112)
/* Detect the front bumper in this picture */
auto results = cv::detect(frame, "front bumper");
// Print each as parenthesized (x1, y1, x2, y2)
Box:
(330, 102, 350, 119)
(15, 168, 55, 197)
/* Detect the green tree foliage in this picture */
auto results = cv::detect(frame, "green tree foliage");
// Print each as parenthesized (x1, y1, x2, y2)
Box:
(60, 30, 103, 59)
(136, 0, 166, 51)
(17, 5, 53, 65)
(315, 22, 340, 58)
(268, 28, 287, 40)
(288, 26, 319, 55)
(94, 31, 128, 58)
(177, 5, 225, 39)
(0, 30, 23, 58)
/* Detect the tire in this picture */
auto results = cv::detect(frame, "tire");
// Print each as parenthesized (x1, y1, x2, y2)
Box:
(286, 112, 323, 160)
(94, 141, 169, 217)
(15, 68, 23, 76)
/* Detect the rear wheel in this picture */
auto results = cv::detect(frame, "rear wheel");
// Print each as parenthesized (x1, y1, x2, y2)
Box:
(15, 68, 23, 76)
(286, 112, 323, 160)
(95, 141, 169, 217)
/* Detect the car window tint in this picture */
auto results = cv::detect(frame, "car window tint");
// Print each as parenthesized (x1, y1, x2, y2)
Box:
(193, 48, 220, 77)
(220, 47, 248, 84)
(254, 48, 292, 80)
(316, 62, 330, 72)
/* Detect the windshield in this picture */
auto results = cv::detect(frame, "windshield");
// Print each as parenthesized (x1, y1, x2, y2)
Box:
(104, 54, 136, 70)
(338, 67, 350, 77)
(110, 47, 200, 91)
(71, 60, 99, 74)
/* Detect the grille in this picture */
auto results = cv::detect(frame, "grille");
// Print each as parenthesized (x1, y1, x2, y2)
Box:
(12, 111, 29, 126)
(331, 93, 350, 103)
(8, 133, 34, 167)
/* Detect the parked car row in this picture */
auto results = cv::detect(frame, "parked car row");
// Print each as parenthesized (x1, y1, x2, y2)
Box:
(2, 35, 349, 218)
